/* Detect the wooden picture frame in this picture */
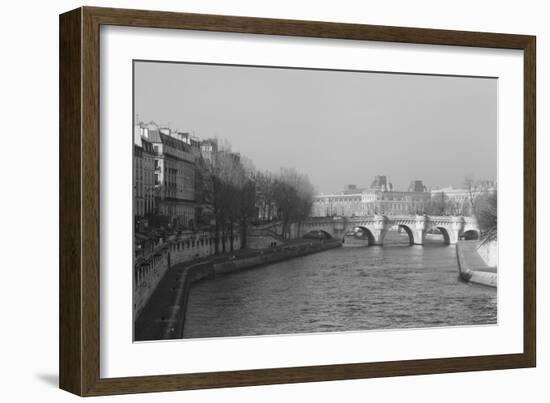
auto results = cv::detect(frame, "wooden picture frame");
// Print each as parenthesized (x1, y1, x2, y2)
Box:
(59, 6, 536, 396)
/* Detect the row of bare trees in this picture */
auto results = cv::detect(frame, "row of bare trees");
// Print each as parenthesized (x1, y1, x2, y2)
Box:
(424, 175, 496, 217)
(424, 193, 474, 216)
(198, 140, 314, 253)
(475, 191, 497, 243)
(264, 168, 314, 240)
(424, 174, 497, 242)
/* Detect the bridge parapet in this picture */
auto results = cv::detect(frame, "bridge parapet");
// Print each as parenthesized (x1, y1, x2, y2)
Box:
(299, 214, 479, 246)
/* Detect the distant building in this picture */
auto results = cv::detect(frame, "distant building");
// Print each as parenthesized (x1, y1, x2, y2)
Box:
(342, 184, 366, 194)
(369, 189, 431, 215)
(408, 180, 427, 193)
(312, 193, 364, 217)
(200, 139, 218, 164)
(370, 175, 393, 192)
(311, 176, 430, 217)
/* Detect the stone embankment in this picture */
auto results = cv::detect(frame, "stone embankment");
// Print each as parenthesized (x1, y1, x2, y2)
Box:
(456, 240, 497, 288)
(246, 226, 286, 249)
(134, 231, 242, 318)
(134, 239, 341, 341)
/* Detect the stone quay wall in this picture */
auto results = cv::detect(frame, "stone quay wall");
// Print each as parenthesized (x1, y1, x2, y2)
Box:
(456, 240, 497, 288)
(134, 232, 241, 318)
(247, 225, 286, 249)
(477, 240, 498, 267)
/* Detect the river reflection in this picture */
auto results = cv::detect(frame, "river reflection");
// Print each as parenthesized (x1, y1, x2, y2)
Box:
(183, 231, 497, 339)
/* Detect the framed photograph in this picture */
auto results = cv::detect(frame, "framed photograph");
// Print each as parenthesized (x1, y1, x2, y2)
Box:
(59, 6, 536, 396)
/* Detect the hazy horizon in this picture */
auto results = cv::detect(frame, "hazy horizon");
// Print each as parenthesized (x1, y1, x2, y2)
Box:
(134, 61, 497, 193)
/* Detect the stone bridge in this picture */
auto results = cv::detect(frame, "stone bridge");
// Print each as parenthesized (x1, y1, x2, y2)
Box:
(297, 215, 480, 246)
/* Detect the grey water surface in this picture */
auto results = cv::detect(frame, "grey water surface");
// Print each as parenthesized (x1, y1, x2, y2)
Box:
(183, 232, 497, 339)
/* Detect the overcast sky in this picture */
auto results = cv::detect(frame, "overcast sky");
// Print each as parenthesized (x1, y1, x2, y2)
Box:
(134, 61, 497, 193)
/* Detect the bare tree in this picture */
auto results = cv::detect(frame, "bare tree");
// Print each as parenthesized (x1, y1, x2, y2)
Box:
(198, 138, 239, 254)
(463, 174, 481, 216)
(475, 190, 497, 243)
(215, 144, 242, 252)
(255, 170, 276, 222)
(230, 156, 257, 250)
(199, 137, 315, 250)
(273, 168, 314, 239)
(197, 139, 221, 253)
(426, 192, 450, 216)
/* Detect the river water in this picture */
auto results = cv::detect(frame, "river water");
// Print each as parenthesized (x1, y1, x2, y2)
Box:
(183, 232, 497, 339)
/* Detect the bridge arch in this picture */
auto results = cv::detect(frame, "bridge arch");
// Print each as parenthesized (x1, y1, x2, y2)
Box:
(435, 226, 451, 244)
(350, 226, 376, 245)
(398, 224, 415, 245)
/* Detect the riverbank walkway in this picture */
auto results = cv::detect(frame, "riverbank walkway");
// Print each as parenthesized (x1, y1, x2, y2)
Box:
(134, 238, 331, 341)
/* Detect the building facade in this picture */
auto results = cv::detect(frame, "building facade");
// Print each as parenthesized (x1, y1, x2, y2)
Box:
(312, 178, 496, 218)
(133, 128, 156, 229)
(312, 177, 430, 217)
(312, 193, 364, 217)
(141, 139, 155, 216)
(135, 122, 200, 229)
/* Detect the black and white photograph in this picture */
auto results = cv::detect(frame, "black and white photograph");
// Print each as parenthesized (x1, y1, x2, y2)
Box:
(132, 61, 498, 342)
(2, 0, 544, 400)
